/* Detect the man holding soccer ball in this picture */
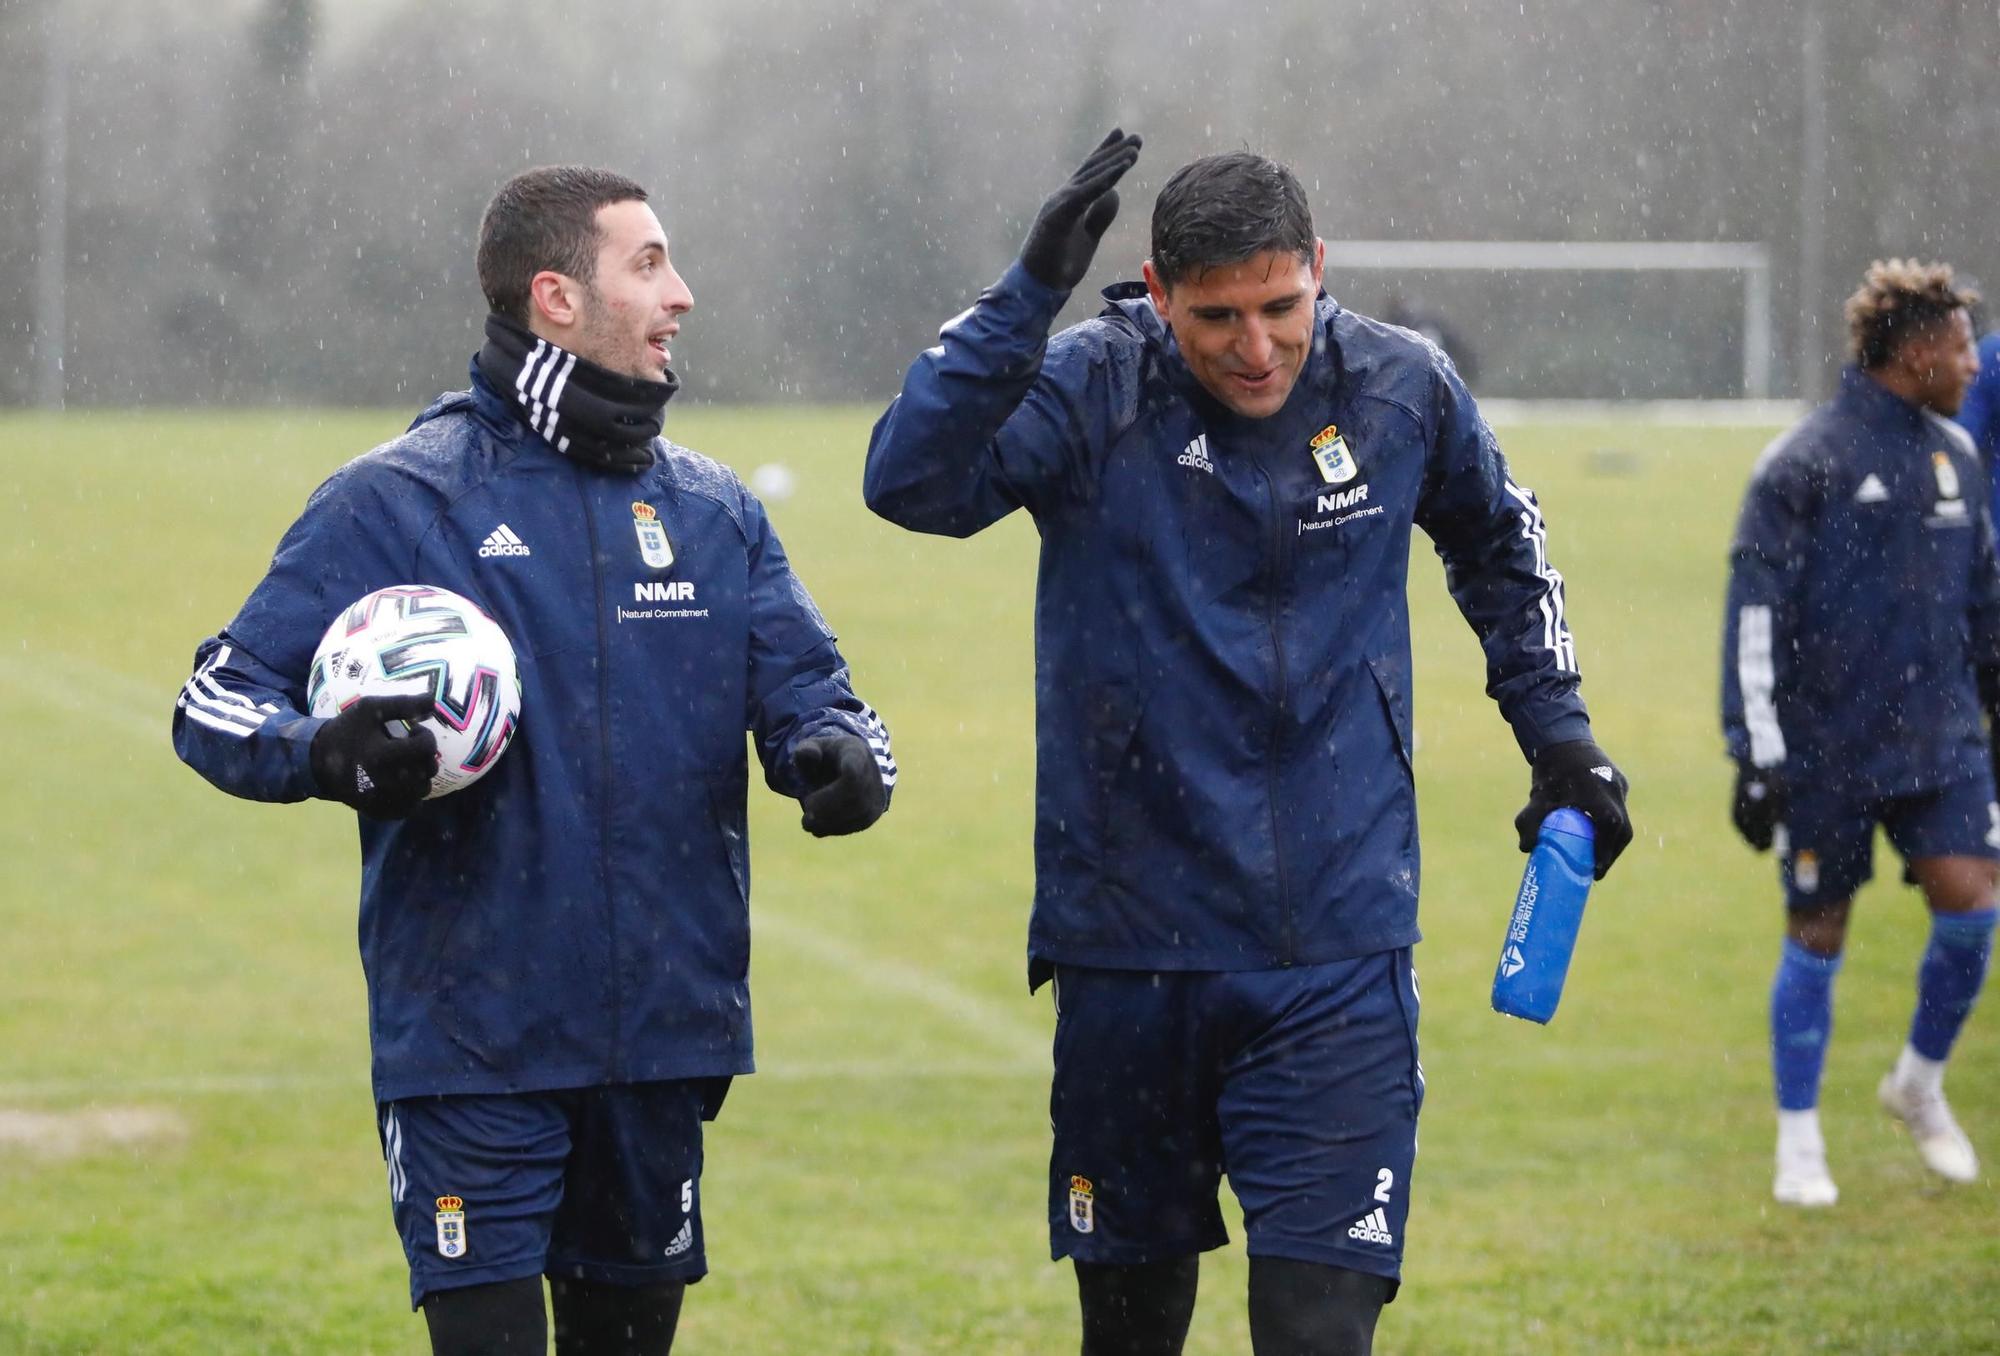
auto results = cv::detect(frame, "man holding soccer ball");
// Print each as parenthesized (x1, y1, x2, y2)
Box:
(173, 166, 895, 1354)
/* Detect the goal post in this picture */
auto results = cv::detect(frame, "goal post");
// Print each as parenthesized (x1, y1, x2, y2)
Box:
(1319, 240, 1775, 398)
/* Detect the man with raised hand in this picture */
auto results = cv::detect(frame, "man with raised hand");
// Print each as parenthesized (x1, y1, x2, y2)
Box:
(865, 133, 1630, 1356)
(1724, 259, 1995, 1209)
(174, 166, 893, 1354)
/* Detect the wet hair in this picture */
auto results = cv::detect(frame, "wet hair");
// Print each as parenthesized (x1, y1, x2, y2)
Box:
(476, 166, 649, 324)
(1150, 152, 1315, 289)
(1844, 258, 1978, 369)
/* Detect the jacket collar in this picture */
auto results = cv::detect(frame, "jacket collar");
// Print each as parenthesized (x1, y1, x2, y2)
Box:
(1835, 364, 1928, 429)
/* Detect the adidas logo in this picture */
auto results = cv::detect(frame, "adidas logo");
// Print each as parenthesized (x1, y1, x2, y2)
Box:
(1176, 433, 1215, 474)
(662, 1219, 693, 1257)
(1346, 1207, 1394, 1246)
(1855, 474, 1889, 504)
(478, 524, 532, 558)
(1591, 766, 1615, 782)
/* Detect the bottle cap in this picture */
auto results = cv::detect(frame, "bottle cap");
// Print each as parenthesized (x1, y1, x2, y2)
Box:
(1543, 807, 1595, 841)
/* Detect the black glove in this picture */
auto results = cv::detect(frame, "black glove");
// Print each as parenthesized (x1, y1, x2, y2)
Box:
(1515, 738, 1632, 880)
(1018, 128, 1143, 292)
(792, 733, 887, 838)
(1730, 761, 1786, 853)
(309, 692, 439, 820)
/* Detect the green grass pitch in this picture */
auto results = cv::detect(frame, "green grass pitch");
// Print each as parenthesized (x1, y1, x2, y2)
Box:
(1, 405, 1995, 1353)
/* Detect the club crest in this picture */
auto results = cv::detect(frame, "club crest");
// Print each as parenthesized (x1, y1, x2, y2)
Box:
(435, 1195, 467, 1259)
(632, 501, 675, 570)
(1068, 1175, 1095, 1233)
(1933, 451, 1961, 501)
(1309, 425, 1358, 485)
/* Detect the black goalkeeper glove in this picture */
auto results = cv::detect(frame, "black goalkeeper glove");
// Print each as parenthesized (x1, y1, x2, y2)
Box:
(1017, 128, 1143, 292)
(309, 692, 439, 820)
(1515, 738, 1633, 880)
(792, 733, 888, 838)
(1730, 761, 1786, 853)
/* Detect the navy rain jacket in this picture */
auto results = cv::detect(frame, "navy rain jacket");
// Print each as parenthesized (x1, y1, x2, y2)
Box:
(1722, 365, 2000, 797)
(865, 262, 1592, 979)
(175, 369, 894, 1101)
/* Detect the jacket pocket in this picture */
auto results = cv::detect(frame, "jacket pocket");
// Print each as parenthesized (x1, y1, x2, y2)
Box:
(1086, 681, 1149, 867)
(1366, 655, 1415, 784)
(706, 771, 751, 906)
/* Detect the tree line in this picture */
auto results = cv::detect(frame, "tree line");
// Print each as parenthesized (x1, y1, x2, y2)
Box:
(2, 0, 1994, 406)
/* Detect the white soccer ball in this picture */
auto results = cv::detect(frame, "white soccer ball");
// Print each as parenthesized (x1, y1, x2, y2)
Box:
(307, 585, 523, 799)
(749, 462, 797, 502)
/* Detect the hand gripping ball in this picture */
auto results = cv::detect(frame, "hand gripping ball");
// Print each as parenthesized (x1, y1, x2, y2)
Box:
(307, 585, 522, 798)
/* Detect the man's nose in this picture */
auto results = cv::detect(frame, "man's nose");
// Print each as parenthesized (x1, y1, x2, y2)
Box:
(1239, 320, 1275, 368)
(665, 266, 694, 315)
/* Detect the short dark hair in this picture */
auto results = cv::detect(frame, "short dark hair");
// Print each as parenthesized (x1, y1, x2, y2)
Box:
(476, 166, 649, 323)
(1149, 152, 1315, 289)
(1845, 258, 1979, 369)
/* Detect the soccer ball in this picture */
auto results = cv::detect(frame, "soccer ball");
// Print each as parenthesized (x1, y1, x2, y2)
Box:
(306, 585, 522, 799)
(749, 462, 797, 502)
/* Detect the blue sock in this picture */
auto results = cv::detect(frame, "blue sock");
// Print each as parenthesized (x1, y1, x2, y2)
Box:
(1772, 939, 1842, 1112)
(1909, 906, 1998, 1062)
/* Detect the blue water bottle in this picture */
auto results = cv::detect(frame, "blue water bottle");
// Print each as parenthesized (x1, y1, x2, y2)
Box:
(1491, 808, 1596, 1024)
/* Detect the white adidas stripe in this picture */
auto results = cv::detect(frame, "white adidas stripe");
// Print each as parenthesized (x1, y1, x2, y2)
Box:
(514, 341, 579, 449)
(1503, 481, 1576, 673)
(514, 338, 549, 420)
(384, 1107, 407, 1203)
(178, 702, 261, 738)
(177, 646, 269, 738)
(543, 351, 577, 445)
(1738, 604, 1785, 767)
(856, 703, 898, 785)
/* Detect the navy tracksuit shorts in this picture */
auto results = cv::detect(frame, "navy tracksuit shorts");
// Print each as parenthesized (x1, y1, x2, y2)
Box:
(1047, 949, 1423, 1288)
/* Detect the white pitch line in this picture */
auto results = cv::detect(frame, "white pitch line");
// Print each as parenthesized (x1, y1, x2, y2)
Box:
(753, 910, 1050, 1064)
(1, 653, 1052, 1073)
(0, 649, 175, 743)
(0, 1058, 1045, 1102)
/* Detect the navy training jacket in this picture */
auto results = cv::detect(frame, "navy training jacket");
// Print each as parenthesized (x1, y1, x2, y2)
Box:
(865, 262, 1592, 979)
(174, 369, 894, 1102)
(1721, 365, 2000, 797)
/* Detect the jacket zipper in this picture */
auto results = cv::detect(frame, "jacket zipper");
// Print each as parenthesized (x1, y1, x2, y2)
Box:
(578, 472, 624, 1075)
(1252, 455, 1297, 965)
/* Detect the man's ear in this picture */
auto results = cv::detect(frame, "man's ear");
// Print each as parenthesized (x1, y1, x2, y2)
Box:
(528, 270, 581, 329)
(1142, 259, 1169, 319)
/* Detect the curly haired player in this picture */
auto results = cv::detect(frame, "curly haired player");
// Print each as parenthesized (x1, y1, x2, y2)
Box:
(1723, 259, 1994, 1206)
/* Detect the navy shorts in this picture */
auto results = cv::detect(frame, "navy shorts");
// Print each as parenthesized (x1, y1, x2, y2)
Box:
(1780, 774, 2000, 909)
(1046, 950, 1423, 1287)
(379, 1078, 729, 1308)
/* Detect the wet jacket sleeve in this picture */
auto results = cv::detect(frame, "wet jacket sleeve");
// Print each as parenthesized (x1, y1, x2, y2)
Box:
(1969, 499, 2000, 677)
(863, 261, 1106, 536)
(1957, 333, 2000, 481)
(171, 465, 434, 802)
(1413, 357, 1593, 761)
(741, 492, 896, 803)
(1720, 441, 1814, 768)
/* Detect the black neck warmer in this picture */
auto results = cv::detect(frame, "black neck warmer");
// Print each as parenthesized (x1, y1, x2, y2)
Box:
(476, 312, 678, 473)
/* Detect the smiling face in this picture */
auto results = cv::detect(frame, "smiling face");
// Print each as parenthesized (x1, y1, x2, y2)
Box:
(1143, 241, 1324, 419)
(529, 199, 693, 382)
